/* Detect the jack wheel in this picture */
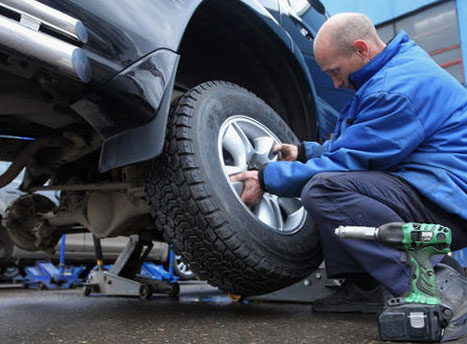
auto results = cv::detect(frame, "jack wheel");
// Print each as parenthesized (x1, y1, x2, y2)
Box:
(139, 284, 152, 300)
(83, 286, 92, 297)
(169, 283, 180, 298)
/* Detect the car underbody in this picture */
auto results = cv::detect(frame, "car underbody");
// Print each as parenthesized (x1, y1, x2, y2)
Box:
(0, 0, 346, 296)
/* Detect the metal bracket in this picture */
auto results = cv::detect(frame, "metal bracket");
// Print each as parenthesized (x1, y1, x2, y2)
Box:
(85, 270, 146, 298)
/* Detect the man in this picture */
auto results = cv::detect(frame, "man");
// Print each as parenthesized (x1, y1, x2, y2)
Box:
(232, 12, 467, 341)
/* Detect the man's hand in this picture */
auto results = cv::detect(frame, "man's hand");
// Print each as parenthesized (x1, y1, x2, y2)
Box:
(230, 170, 264, 207)
(273, 143, 298, 161)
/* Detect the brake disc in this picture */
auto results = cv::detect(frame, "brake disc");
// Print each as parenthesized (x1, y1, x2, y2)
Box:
(3, 194, 59, 251)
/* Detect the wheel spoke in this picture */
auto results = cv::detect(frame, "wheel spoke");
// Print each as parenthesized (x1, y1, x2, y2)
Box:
(222, 122, 255, 169)
(255, 198, 276, 227)
(250, 136, 276, 168)
(223, 165, 246, 196)
(278, 197, 302, 215)
(223, 164, 246, 176)
(222, 124, 247, 169)
(278, 198, 305, 230)
(232, 122, 257, 164)
(231, 181, 244, 197)
(269, 195, 284, 231)
(254, 195, 284, 230)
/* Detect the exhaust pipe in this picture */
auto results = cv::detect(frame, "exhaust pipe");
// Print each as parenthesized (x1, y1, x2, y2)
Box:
(0, 0, 90, 82)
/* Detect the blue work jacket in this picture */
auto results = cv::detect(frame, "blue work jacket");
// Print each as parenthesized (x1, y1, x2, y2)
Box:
(262, 31, 467, 221)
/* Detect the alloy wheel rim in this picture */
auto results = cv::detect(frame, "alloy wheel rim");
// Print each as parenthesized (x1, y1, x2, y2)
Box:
(176, 255, 194, 276)
(218, 115, 306, 235)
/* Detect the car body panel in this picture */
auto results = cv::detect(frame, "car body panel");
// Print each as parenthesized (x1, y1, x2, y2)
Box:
(278, 0, 354, 138)
(36, 0, 202, 84)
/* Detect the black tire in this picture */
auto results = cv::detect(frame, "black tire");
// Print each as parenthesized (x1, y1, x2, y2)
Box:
(145, 81, 322, 296)
(83, 286, 92, 297)
(169, 283, 180, 298)
(0, 267, 20, 281)
(139, 284, 152, 300)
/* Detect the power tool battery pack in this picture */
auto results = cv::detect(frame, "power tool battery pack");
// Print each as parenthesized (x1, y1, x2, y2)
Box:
(378, 303, 451, 342)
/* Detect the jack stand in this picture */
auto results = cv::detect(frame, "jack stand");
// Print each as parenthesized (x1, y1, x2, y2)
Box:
(84, 235, 179, 299)
(22, 234, 86, 290)
(246, 265, 343, 303)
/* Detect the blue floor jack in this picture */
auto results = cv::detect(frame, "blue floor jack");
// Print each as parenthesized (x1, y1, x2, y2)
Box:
(22, 234, 86, 290)
(140, 248, 179, 285)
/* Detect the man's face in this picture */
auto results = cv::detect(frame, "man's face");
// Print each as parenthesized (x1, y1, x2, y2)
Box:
(315, 45, 366, 90)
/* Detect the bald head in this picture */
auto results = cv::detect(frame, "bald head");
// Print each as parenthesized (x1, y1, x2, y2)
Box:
(313, 13, 386, 89)
(315, 12, 384, 57)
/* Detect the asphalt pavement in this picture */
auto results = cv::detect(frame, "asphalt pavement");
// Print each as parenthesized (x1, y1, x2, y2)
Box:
(0, 282, 464, 344)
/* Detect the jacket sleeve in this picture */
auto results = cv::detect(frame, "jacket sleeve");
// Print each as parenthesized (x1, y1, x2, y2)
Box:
(263, 92, 426, 197)
(300, 140, 332, 161)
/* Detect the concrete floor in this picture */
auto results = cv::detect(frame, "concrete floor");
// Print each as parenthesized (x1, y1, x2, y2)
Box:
(0, 282, 463, 344)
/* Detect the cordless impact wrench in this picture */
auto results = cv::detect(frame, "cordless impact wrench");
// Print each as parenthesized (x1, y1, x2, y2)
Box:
(335, 222, 453, 342)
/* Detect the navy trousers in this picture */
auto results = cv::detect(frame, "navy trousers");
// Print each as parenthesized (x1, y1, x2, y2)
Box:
(301, 171, 467, 296)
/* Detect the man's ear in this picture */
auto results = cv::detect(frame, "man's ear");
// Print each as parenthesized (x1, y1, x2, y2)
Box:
(353, 39, 369, 58)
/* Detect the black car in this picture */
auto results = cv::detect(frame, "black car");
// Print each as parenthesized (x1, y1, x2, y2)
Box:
(0, 0, 352, 295)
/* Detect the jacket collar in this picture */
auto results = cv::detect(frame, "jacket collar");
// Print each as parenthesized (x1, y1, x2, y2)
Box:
(349, 30, 409, 90)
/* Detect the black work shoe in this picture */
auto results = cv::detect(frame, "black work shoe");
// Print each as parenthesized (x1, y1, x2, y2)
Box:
(311, 281, 387, 314)
(436, 263, 467, 342)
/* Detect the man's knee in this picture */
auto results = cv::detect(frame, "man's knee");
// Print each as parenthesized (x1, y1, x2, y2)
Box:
(301, 172, 344, 199)
(300, 171, 388, 207)
(301, 172, 343, 214)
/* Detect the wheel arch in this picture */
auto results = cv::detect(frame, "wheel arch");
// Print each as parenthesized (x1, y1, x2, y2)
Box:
(98, 0, 324, 172)
(176, 0, 321, 141)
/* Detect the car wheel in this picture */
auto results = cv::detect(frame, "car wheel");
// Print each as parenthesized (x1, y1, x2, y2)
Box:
(173, 255, 196, 281)
(169, 282, 180, 298)
(0, 267, 20, 281)
(145, 81, 322, 296)
(139, 284, 152, 300)
(83, 286, 92, 297)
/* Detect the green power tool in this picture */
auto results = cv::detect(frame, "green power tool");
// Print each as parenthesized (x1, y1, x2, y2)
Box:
(335, 222, 453, 342)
